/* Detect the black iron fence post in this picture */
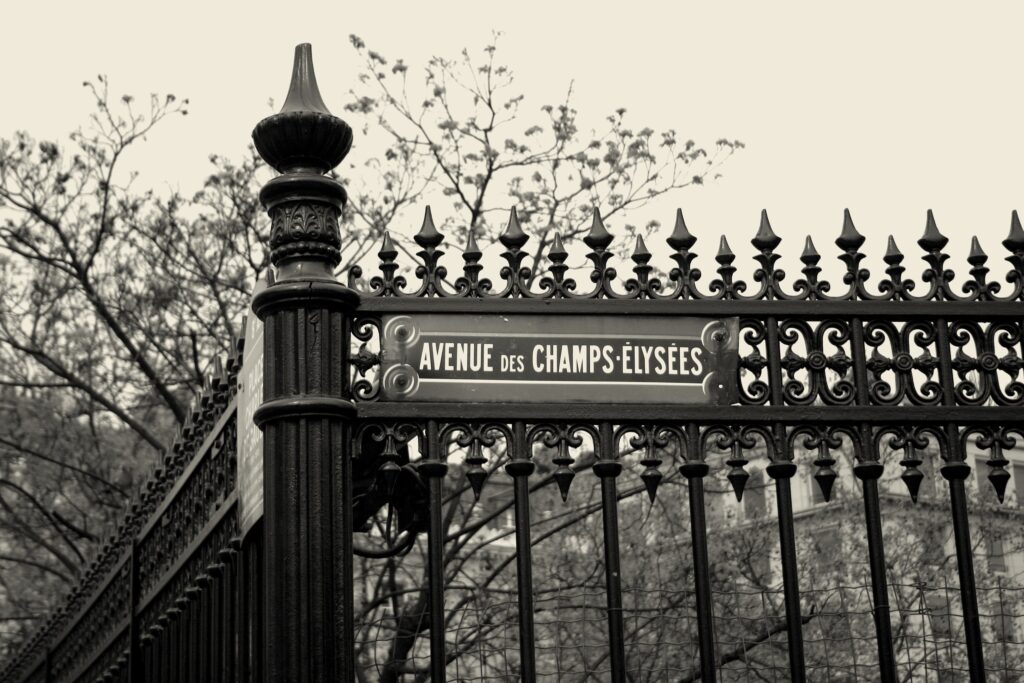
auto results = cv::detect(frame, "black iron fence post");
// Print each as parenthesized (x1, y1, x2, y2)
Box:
(935, 317, 986, 679)
(252, 44, 357, 682)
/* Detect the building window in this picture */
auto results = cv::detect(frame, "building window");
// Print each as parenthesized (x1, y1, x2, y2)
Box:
(810, 526, 841, 566)
(1014, 463, 1024, 507)
(995, 608, 1016, 643)
(987, 536, 1007, 574)
(926, 591, 953, 640)
(743, 469, 768, 520)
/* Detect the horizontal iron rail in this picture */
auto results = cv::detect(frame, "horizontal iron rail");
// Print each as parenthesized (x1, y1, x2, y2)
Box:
(49, 551, 130, 656)
(356, 297, 1024, 319)
(61, 615, 130, 683)
(137, 400, 238, 542)
(357, 403, 1024, 422)
(137, 492, 238, 612)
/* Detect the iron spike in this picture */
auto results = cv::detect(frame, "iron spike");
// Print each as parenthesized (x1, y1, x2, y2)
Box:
(230, 323, 243, 355)
(548, 232, 568, 261)
(466, 469, 488, 501)
(815, 469, 837, 502)
(279, 44, 333, 116)
(989, 468, 1011, 504)
(212, 357, 226, 388)
(641, 469, 663, 503)
(715, 235, 735, 263)
(265, 267, 276, 285)
(967, 236, 987, 265)
(554, 469, 575, 503)
(800, 236, 820, 265)
(1002, 210, 1024, 252)
(917, 209, 949, 252)
(583, 208, 613, 250)
(666, 208, 696, 250)
(727, 468, 749, 502)
(751, 209, 781, 251)
(835, 208, 865, 251)
(883, 235, 904, 264)
(378, 231, 398, 260)
(463, 231, 481, 261)
(414, 206, 444, 248)
(499, 207, 529, 250)
(632, 234, 651, 262)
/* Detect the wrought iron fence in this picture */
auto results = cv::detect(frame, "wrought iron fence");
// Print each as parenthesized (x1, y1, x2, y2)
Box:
(340, 197, 1024, 681)
(0, 332, 263, 683)
(4, 43, 1024, 683)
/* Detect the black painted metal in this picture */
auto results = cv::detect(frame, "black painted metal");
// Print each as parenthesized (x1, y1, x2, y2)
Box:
(4, 45, 1023, 683)
(680, 422, 717, 683)
(508, 420, 538, 681)
(850, 317, 899, 681)
(764, 316, 808, 681)
(596, 422, 628, 683)
(424, 419, 448, 683)
(936, 317, 987, 680)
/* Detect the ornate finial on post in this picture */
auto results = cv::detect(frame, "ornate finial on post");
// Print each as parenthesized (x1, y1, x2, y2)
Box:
(252, 43, 354, 279)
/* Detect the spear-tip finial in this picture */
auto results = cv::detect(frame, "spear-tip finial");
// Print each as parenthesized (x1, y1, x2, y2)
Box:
(213, 356, 226, 384)
(414, 206, 444, 249)
(1003, 210, 1024, 252)
(463, 230, 481, 259)
(252, 43, 353, 173)
(379, 230, 398, 260)
(499, 207, 529, 250)
(280, 43, 332, 115)
(835, 208, 865, 251)
(666, 208, 696, 250)
(716, 235, 735, 262)
(918, 209, 949, 252)
(968, 236, 987, 265)
(800, 236, 820, 264)
(751, 209, 781, 251)
(549, 232, 568, 261)
(583, 208, 613, 250)
(884, 235, 904, 264)
(632, 234, 651, 262)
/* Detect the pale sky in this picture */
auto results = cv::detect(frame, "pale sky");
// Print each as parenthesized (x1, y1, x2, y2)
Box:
(1, 0, 1021, 281)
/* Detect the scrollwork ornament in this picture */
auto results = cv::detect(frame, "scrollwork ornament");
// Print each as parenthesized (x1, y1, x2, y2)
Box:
(441, 422, 510, 501)
(701, 425, 759, 500)
(739, 320, 770, 405)
(351, 317, 382, 401)
(454, 231, 493, 297)
(366, 231, 407, 297)
(963, 426, 1020, 503)
(661, 209, 702, 300)
(410, 207, 453, 297)
(789, 426, 846, 501)
(495, 208, 535, 298)
(616, 424, 673, 501)
(530, 423, 589, 501)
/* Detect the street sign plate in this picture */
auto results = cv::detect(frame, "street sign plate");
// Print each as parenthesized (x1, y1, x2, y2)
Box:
(378, 314, 739, 404)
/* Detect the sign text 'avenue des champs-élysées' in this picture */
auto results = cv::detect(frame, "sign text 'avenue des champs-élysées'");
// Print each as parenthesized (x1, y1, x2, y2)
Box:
(378, 314, 740, 405)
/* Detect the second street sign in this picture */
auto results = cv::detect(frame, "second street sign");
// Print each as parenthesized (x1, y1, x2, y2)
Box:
(379, 314, 739, 404)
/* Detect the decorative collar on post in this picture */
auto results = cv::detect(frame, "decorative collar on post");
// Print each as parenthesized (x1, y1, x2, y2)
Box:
(252, 43, 353, 281)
